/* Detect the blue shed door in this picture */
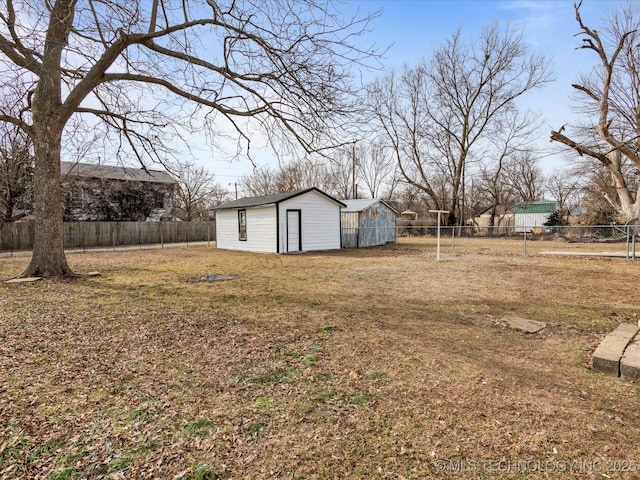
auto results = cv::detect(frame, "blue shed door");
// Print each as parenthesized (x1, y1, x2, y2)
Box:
(287, 210, 302, 252)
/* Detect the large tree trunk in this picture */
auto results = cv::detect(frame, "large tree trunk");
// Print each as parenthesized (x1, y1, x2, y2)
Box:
(20, 0, 75, 277)
(22, 131, 72, 277)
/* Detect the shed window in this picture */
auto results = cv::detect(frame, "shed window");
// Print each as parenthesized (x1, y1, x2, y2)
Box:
(238, 209, 247, 241)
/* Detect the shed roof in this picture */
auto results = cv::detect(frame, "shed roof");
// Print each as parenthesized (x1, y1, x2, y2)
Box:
(340, 198, 398, 214)
(212, 187, 346, 211)
(514, 201, 556, 214)
(61, 161, 177, 184)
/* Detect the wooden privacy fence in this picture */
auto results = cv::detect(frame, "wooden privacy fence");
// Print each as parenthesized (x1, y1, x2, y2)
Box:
(0, 221, 216, 252)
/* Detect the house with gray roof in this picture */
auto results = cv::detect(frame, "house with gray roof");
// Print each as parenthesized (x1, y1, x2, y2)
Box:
(61, 161, 177, 221)
(212, 188, 345, 253)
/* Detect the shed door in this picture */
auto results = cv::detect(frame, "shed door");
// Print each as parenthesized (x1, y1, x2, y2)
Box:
(287, 210, 301, 252)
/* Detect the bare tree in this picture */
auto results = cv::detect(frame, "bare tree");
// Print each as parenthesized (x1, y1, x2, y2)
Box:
(239, 157, 343, 198)
(357, 140, 396, 199)
(173, 161, 222, 221)
(274, 159, 336, 195)
(474, 163, 516, 229)
(208, 183, 233, 208)
(327, 145, 358, 199)
(473, 110, 539, 227)
(504, 151, 546, 202)
(392, 182, 432, 218)
(0, 0, 379, 277)
(240, 168, 279, 197)
(545, 169, 580, 215)
(551, 1, 640, 221)
(368, 23, 551, 225)
(0, 125, 32, 222)
(577, 163, 621, 225)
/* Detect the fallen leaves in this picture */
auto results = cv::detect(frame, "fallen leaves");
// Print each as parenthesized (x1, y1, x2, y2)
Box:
(1, 245, 640, 478)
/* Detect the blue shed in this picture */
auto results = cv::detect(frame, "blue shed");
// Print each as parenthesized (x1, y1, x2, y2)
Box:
(341, 199, 398, 248)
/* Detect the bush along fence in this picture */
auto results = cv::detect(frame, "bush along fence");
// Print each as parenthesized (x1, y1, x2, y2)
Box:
(0, 221, 216, 254)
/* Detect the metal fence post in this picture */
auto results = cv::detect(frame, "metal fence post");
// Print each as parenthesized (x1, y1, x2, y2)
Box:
(451, 226, 455, 255)
(523, 231, 527, 257)
(627, 225, 631, 259)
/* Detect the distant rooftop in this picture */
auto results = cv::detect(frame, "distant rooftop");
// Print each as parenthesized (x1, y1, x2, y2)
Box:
(514, 201, 556, 214)
(60, 161, 177, 184)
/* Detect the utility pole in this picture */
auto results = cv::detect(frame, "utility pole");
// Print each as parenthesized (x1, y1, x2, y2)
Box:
(351, 141, 357, 199)
(229, 182, 238, 199)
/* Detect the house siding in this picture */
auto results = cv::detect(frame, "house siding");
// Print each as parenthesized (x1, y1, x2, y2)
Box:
(278, 190, 341, 252)
(474, 214, 514, 228)
(216, 205, 277, 253)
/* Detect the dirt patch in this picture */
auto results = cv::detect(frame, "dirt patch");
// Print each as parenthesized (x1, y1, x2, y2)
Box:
(189, 272, 238, 282)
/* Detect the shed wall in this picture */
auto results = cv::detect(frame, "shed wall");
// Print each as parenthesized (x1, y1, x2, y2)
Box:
(358, 203, 397, 247)
(340, 211, 359, 248)
(515, 212, 552, 233)
(216, 205, 277, 252)
(341, 202, 397, 248)
(278, 191, 341, 252)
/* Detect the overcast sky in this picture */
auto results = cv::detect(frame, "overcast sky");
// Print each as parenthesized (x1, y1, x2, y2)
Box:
(208, 0, 626, 194)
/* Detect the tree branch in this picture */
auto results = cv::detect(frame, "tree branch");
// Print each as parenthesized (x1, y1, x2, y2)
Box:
(550, 130, 612, 167)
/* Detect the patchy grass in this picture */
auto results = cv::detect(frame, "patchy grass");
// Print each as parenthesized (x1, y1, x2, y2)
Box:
(1, 241, 640, 478)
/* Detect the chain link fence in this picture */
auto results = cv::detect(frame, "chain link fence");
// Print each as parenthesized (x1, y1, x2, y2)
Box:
(343, 224, 640, 258)
(0, 221, 216, 256)
(398, 223, 635, 239)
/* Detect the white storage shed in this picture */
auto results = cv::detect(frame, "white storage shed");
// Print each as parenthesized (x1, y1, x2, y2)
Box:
(213, 188, 345, 253)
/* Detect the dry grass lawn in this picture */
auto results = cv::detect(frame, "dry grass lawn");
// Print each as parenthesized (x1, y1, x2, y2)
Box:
(1, 238, 640, 479)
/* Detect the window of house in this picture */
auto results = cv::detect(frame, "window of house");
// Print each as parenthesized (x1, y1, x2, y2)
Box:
(69, 186, 84, 209)
(152, 191, 165, 209)
(238, 209, 247, 241)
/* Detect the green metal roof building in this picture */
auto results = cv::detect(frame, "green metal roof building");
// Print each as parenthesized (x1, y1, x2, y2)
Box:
(514, 201, 556, 232)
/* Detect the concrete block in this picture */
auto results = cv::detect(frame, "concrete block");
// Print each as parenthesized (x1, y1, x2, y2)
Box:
(621, 335, 640, 382)
(591, 323, 638, 376)
(505, 317, 546, 334)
